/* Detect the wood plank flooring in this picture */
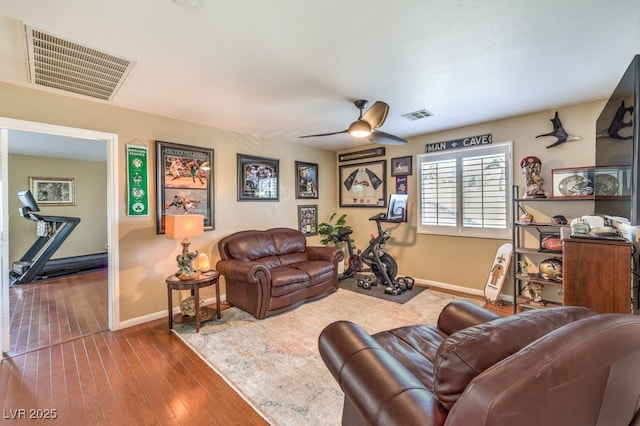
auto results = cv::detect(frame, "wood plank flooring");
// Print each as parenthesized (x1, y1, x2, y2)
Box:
(2, 271, 267, 425)
(8, 270, 108, 357)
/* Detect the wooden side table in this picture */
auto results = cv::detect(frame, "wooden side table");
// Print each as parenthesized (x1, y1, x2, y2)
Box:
(166, 270, 220, 332)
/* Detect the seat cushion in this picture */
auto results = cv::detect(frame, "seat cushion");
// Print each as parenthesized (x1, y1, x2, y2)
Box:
(291, 260, 335, 280)
(373, 325, 448, 390)
(433, 306, 596, 411)
(270, 267, 309, 296)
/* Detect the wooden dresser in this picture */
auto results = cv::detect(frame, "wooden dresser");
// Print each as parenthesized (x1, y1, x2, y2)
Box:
(563, 235, 631, 314)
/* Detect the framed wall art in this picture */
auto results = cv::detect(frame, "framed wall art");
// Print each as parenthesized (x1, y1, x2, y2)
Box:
(237, 154, 279, 201)
(156, 140, 214, 234)
(29, 176, 76, 205)
(550, 166, 594, 198)
(339, 160, 387, 208)
(295, 161, 318, 199)
(391, 156, 412, 176)
(338, 147, 385, 162)
(298, 204, 318, 236)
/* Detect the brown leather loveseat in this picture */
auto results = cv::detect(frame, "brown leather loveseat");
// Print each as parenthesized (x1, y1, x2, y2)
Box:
(319, 299, 640, 425)
(216, 227, 344, 319)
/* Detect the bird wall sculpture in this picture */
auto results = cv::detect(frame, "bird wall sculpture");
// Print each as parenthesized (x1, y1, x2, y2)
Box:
(596, 100, 634, 140)
(535, 111, 581, 148)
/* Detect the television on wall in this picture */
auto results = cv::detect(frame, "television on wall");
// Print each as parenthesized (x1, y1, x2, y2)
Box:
(594, 54, 640, 225)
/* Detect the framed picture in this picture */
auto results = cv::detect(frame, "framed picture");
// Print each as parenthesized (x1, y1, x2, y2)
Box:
(391, 156, 412, 176)
(298, 204, 318, 236)
(339, 160, 387, 207)
(338, 147, 385, 162)
(156, 140, 214, 234)
(295, 161, 318, 199)
(29, 176, 76, 205)
(594, 165, 632, 197)
(550, 167, 594, 198)
(237, 154, 279, 201)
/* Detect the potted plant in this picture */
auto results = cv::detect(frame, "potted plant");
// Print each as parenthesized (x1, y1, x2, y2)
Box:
(319, 213, 350, 274)
(318, 213, 351, 246)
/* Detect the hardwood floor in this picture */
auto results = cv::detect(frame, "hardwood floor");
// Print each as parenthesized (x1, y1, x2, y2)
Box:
(8, 270, 109, 357)
(2, 272, 267, 425)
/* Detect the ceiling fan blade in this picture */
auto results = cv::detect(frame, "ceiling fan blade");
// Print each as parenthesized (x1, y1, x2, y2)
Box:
(362, 101, 389, 129)
(299, 130, 347, 138)
(368, 130, 408, 145)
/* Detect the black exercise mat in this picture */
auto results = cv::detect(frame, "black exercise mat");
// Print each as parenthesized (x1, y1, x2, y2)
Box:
(339, 276, 426, 304)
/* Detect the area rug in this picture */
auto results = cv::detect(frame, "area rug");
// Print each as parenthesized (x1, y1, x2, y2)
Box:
(173, 288, 480, 425)
(339, 276, 426, 303)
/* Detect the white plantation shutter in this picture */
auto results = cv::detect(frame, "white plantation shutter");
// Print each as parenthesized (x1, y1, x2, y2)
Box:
(418, 141, 512, 238)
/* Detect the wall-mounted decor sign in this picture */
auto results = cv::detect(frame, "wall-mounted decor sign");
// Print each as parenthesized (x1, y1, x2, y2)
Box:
(295, 161, 318, 199)
(126, 144, 149, 216)
(29, 176, 76, 206)
(339, 160, 387, 207)
(338, 147, 386, 162)
(425, 133, 492, 153)
(156, 140, 214, 234)
(237, 154, 279, 201)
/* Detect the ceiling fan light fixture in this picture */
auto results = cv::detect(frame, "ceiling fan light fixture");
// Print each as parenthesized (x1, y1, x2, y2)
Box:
(348, 120, 371, 138)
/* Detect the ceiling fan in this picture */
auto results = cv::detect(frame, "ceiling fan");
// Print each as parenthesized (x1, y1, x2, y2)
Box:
(299, 100, 408, 145)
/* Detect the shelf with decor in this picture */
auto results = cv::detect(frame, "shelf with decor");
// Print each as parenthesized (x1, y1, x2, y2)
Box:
(511, 185, 592, 313)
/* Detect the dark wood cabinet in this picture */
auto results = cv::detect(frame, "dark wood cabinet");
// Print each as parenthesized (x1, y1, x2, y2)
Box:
(563, 237, 631, 313)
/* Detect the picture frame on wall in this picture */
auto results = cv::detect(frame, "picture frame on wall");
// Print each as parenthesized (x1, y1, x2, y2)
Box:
(550, 166, 594, 199)
(339, 160, 387, 208)
(295, 161, 318, 199)
(298, 204, 318, 236)
(237, 154, 279, 201)
(155, 140, 214, 234)
(29, 176, 76, 205)
(390, 156, 412, 176)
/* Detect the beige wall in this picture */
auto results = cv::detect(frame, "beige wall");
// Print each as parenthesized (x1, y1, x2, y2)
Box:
(337, 101, 603, 295)
(1, 80, 607, 322)
(0, 81, 338, 322)
(8, 154, 108, 262)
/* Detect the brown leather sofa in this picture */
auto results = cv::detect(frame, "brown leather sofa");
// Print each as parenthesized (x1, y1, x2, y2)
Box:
(319, 299, 640, 425)
(216, 227, 344, 319)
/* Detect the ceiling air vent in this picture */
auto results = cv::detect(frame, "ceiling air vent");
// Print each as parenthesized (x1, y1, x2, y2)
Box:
(402, 109, 433, 121)
(25, 25, 135, 101)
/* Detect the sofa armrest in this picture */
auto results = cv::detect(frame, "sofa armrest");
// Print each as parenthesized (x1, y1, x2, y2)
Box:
(306, 245, 345, 264)
(319, 321, 445, 426)
(215, 258, 271, 283)
(436, 300, 501, 336)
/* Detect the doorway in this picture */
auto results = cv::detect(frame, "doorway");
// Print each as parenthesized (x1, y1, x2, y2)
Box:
(0, 117, 120, 358)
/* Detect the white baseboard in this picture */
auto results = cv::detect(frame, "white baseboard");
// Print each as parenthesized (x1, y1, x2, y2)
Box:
(119, 295, 225, 329)
(413, 277, 514, 303)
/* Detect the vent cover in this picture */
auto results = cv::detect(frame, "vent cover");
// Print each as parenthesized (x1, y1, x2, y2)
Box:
(25, 25, 135, 101)
(402, 109, 433, 121)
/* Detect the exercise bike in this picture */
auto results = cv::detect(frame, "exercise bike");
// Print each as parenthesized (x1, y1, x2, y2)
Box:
(333, 212, 414, 295)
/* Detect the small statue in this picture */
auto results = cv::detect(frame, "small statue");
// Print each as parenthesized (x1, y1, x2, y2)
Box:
(176, 249, 199, 279)
(520, 156, 546, 198)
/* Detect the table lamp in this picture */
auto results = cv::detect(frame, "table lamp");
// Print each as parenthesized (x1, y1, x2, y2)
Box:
(165, 214, 204, 280)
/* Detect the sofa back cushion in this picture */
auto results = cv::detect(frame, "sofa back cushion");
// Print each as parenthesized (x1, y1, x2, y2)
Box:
(226, 232, 277, 261)
(433, 306, 596, 411)
(223, 228, 306, 263)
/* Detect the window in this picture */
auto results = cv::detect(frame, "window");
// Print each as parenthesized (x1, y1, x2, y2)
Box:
(417, 141, 512, 238)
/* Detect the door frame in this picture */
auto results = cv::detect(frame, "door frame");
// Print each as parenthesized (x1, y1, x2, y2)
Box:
(0, 117, 120, 357)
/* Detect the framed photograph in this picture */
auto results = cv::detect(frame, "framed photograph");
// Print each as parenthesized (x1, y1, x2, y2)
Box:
(298, 204, 318, 236)
(550, 167, 595, 199)
(237, 154, 279, 201)
(594, 165, 632, 197)
(339, 160, 387, 208)
(338, 147, 386, 162)
(391, 156, 412, 176)
(295, 161, 318, 199)
(29, 176, 76, 205)
(156, 140, 214, 234)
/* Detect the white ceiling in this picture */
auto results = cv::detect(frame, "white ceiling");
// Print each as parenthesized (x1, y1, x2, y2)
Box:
(1, 0, 640, 156)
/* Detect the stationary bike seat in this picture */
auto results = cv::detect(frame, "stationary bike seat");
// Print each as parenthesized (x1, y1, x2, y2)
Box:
(337, 228, 353, 238)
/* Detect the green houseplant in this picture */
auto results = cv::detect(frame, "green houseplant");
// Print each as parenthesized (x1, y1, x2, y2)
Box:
(318, 213, 351, 247)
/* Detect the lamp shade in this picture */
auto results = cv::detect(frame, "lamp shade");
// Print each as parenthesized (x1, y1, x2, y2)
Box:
(348, 120, 372, 138)
(165, 214, 204, 239)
